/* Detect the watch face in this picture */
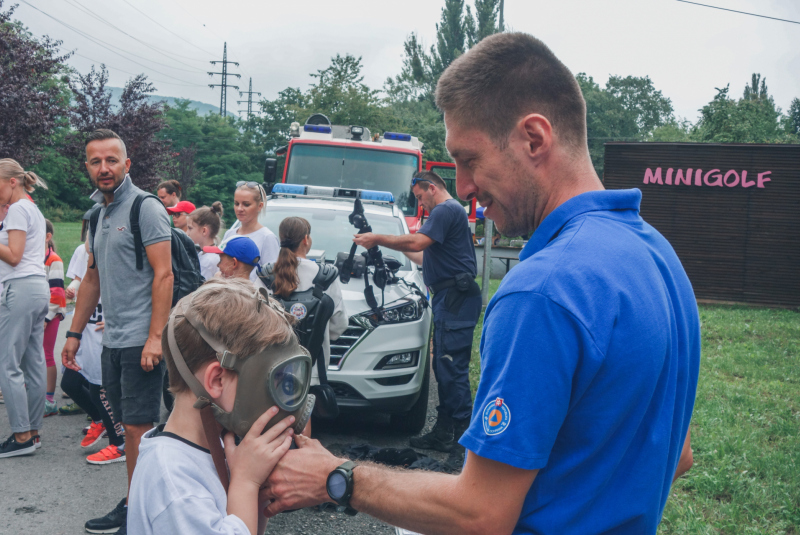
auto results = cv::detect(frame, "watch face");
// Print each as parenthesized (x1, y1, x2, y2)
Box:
(327, 471, 347, 499)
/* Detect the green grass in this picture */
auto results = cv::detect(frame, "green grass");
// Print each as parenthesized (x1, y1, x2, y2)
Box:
(52, 222, 84, 281)
(469, 287, 800, 534)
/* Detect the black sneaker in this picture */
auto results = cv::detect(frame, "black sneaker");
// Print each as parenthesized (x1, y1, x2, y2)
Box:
(85, 498, 126, 533)
(409, 415, 454, 452)
(0, 434, 36, 458)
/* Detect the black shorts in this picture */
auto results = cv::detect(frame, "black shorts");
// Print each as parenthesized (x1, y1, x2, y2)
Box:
(101, 346, 164, 426)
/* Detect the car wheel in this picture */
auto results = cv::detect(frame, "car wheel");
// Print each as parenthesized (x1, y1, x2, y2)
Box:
(390, 342, 431, 434)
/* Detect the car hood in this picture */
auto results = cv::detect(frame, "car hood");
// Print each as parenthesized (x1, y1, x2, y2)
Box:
(340, 271, 427, 316)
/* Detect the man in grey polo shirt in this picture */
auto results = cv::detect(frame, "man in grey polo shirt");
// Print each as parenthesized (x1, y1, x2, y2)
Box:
(63, 129, 173, 535)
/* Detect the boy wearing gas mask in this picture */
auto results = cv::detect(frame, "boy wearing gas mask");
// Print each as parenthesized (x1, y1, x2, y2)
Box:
(128, 279, 316, 535)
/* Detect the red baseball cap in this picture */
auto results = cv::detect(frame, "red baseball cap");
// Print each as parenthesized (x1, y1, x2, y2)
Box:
(166, 200, 196, 214)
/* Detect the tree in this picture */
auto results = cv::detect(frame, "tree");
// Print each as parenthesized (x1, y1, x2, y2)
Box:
(0, 1, 71, 166)
(430, 0, 468, 78)
(467, 0, 500, 47)
(605, 75, 674, 134)
(784, 97, 800, 139)
(64, 65, 172, 191)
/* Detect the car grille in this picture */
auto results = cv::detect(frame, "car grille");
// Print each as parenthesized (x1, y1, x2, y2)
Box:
(329, 317, 371, 370)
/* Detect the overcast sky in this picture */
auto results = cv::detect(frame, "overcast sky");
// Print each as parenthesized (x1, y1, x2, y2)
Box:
(14, 0, 800, 122)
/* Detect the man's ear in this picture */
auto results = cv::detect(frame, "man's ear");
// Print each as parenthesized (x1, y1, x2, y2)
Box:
(202, 361, 225, 399)
(124, 158, 132, 174)
(517, 114, 553, 161)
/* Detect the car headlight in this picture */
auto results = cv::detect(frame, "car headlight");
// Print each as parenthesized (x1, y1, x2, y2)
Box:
(361, 294, 425, 325)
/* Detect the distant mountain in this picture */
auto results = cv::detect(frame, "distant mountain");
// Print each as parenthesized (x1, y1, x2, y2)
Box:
(107, 87, 226, 116)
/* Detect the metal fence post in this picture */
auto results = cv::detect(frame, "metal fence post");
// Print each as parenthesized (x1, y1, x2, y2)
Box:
(481, 218, 494, 307)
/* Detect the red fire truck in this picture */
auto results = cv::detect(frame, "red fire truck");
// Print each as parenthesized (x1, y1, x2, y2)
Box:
(263, 114, 476, 233)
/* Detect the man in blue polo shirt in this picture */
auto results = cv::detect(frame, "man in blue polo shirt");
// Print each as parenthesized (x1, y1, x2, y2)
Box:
(263, 32, 699, 535)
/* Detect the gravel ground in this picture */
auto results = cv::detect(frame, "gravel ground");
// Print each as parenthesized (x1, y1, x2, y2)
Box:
(0, 315, 444, 535)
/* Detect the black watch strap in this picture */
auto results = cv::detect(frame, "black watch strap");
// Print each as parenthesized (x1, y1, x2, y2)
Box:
(327, 460, 357, 514)
(66, 331, 82, 340)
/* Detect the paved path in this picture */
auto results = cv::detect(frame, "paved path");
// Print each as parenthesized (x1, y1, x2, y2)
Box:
(0, 315, 444, 534)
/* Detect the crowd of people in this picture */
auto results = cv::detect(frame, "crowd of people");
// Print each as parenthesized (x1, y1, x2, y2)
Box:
(0, 31, 700, 535)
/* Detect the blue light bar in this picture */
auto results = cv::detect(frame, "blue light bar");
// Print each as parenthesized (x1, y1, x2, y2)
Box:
(272, 183, 306, 195)
(304, 125, 332, 134)
(384, 132, 411, 142)
(360, 189, 394, 202)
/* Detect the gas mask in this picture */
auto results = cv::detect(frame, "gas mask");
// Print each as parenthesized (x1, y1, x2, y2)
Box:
(167, 284, 315, 437)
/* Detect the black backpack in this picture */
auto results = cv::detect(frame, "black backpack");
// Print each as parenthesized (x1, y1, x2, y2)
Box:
(260, 262, 340, 419)
(90, 193, 203, 307)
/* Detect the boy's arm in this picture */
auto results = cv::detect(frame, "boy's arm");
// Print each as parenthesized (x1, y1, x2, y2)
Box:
(226, 479, 261, 535)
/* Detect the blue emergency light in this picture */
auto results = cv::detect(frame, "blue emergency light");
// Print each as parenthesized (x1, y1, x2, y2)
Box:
(383, 132, 412, 142)
(272, 183, 306, 195)
(271, 183, 394, 203)
(304, 125, 332, 134)
(359, 190, 394, 202)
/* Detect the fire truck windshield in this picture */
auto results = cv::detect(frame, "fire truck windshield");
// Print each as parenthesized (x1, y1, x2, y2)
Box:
(285, 144, 418, 216)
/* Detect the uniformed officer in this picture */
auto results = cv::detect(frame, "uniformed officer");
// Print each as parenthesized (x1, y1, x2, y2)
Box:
(353, 170, 481, 467)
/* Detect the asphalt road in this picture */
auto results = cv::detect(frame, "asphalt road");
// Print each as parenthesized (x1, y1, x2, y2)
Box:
(0, 314, 445, 535)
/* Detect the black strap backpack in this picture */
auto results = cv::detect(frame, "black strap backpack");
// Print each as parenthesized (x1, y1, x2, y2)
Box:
(90, 193, 203, 306)
(260, 262, 340, 419)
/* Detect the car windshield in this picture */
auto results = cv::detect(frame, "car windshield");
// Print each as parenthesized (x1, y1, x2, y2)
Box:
(285, 144, 418, 217)
(260, 205, 410, 271)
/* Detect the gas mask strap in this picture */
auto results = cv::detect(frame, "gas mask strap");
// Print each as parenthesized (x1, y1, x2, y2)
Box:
(183, 305, 241, 370)
(199, 405, 230, 492)
(167, 308, 214, 407)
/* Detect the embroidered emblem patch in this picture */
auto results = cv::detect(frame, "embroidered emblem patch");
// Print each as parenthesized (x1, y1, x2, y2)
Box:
(117, 226, 127, 231)
(290, 303, 308, 320)
(482, 397, 511, 436)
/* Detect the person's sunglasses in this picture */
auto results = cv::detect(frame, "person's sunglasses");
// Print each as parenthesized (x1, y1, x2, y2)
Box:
(236, 181, 261, 188)
(411, 177, 433, 187)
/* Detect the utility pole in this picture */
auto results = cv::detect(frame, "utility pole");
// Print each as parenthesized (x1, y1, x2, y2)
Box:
(499, 0, 505, 31)
(237, 77, 261, 119)
(481, 218, 494, 307)
(208, 42, 240, 117)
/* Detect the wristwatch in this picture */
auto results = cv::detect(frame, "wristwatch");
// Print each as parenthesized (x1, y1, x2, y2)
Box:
(326, 461, 358, 516)
(66, 331, 82, 340)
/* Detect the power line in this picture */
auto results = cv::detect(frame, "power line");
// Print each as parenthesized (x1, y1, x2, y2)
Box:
(60, 0, 209, 72)
(238, 78, 261, 119)
(208, 43, 241, 117)
(72, 52, 199, 87)
(116, 0, 217, 57)
(19, 0, 207, 86)
(675, 1, 800, 25)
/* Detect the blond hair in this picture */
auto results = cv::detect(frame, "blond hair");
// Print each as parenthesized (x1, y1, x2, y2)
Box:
(162, 279, 297, 394)
(0, 158, 48, 193)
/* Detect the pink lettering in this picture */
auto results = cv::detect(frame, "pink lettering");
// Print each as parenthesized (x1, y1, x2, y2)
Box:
(723, 170, 740, 187)
(703, 169, 723, 187)
(666, 168, 674, 185)
(742, 170, 755, 188)
(643, 167, 663, 185)
(757, 171, 772, 188)
(675, 168, 692, 186)
(694, 168, 703, 186)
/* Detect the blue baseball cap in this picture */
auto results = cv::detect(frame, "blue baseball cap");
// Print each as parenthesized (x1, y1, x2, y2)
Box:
(204, 236, 261, 266)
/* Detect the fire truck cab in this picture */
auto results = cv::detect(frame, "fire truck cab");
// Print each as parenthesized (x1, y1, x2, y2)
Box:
(264, 114, 476, 234)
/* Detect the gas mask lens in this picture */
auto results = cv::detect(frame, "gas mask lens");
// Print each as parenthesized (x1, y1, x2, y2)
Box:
(270, 357, 310, 411)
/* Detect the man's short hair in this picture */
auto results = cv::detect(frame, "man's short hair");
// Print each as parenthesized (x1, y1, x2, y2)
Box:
(435, 32, 587, 149)
(84, 129, 127, 159)
(412, 170, 447, 192)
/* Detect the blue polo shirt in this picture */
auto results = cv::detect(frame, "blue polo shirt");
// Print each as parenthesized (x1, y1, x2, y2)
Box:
(460, 189, 700, 534)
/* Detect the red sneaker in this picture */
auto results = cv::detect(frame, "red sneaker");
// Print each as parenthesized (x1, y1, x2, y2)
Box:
(87, 444, 126, 465)
(81, 422, 107, 448)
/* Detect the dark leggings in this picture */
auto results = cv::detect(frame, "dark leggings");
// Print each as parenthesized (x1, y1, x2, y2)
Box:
(60, 369, 124, 447)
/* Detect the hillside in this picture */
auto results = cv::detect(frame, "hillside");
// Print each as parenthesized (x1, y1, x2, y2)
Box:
(107, 87, 224, 116)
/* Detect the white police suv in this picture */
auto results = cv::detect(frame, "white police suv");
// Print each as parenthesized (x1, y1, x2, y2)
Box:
(255, 184, 433, 432)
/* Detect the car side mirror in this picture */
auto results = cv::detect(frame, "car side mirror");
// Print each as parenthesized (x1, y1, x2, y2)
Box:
(263, 158, 277, 190)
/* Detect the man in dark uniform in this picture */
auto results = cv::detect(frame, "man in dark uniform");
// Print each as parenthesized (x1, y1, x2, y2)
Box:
(353, 170, 481, 467)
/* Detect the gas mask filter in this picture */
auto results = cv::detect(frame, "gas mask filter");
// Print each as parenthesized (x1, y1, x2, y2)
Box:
(167, 284, 315, 438)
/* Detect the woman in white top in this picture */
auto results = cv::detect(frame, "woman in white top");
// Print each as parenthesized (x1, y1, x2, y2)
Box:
(271, 217, 348, 386)
(222, 181, 279, 287)
(0, 159, 50, 458)
(187, 201, 224, 281)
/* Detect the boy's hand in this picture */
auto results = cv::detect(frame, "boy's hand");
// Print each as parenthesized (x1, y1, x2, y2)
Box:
(223, 406, 295, 490)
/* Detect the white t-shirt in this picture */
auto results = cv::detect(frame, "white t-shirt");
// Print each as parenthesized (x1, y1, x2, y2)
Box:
(295, 259, 348, 385)
(222, 226, 279, 287)
(68, 243, 104, 384)
(0, 199, 46, 283)
(198, 251, 220, 281)
(128, 427, 250, 535)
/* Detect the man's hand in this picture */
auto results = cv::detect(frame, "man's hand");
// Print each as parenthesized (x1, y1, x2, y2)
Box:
(261, 434, 343, 517)
(65, 286, 76, 300)
(140, 335, 162, 372)
(62, 337, 82, 371)
(353, 232, 379, 250)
